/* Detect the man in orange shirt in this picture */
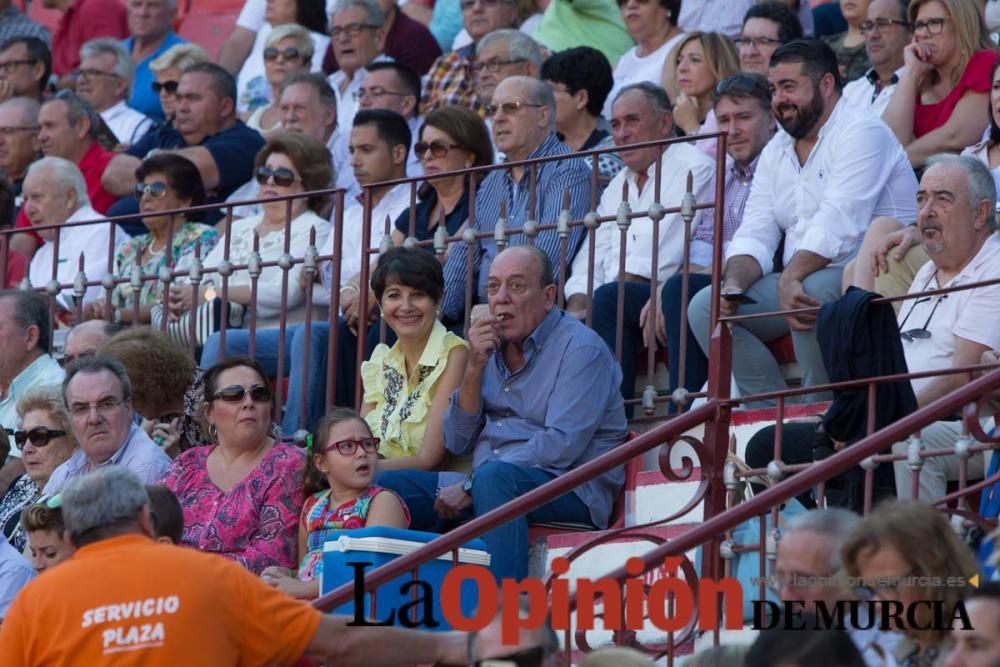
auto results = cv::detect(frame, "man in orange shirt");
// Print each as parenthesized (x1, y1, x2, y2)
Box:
(0, 466, 470, 666)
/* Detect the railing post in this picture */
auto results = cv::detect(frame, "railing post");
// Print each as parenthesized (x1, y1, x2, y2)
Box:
(701, 323, 733, 581)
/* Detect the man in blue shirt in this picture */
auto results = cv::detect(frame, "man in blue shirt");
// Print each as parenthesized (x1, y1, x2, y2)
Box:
(122, 0, 186, 121)
(377, 245, 627, 581)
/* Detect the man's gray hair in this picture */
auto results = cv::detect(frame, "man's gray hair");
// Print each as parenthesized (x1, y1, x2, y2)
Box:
(80, 38, 135, 100)
(331, 0, 385, 28)
(478, 29, 543, 71)
(63, 353, 133, 405)
(25, 156, 89, 208)
(505, 75, 555, 130)
(784, 508, 861, 571)
(0, 289, 50, 352)
(282, 71, 337, 113)
(47, 90, 102, 142)
(0, 96, 40, 127)
(614, 82, 674, 115)
(925, 153, 998, 231)
(62, 466, 150, 544)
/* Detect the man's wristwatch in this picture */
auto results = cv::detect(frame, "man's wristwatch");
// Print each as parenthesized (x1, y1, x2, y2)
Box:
(461, 477, 473, 495)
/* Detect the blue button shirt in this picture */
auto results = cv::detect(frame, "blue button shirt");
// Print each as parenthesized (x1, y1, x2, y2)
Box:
(443, 307, 627, 528)
(124, 32, 186, 121)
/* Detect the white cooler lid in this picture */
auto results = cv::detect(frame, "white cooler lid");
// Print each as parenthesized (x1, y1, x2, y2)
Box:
(324, 536, 492, 566)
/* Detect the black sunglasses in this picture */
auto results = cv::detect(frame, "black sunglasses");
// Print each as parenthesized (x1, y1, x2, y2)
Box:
(474, 647, 546, 667)
(900, 294, 947, 342)
(714, 73, 771, 101)
(135, 181, 169, 200)
(263, 46, 303, 62)
(9, 426, 67, 450)
(152, 80, 179, 94)
(255, 165, 299, 187)
(414, 140, 461, 159)
(211, 384, 273, 403)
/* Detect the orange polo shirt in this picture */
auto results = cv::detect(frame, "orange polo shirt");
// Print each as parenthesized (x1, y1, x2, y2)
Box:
(0, 534, 322, 666)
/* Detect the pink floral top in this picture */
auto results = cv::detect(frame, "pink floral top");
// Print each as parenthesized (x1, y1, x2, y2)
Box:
(163, 442, 305, 575)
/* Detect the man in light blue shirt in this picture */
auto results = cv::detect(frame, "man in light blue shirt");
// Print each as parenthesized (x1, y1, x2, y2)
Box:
(44, 355, 169, 494)
(122, 0, 186, 120)
(377, 246, 627, 581)
(0, 536, 33, 620)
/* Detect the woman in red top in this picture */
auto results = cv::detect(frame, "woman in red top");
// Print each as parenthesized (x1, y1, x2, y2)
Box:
(882, 0, 997, 168)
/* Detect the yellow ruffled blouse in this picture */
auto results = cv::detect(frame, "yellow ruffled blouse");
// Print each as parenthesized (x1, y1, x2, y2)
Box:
(361, 320, 468, 466)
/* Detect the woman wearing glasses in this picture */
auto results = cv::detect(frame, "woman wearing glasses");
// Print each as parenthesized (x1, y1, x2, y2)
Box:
(164, 357, 305, 575)
(0, 386, 78, 553)
(391, 105, 493, 250)
(147, 44, 210, 126)
(84, 153, 217, 325)
(174, 132, 332, 327)
(882, 0, 997, 168)
(245, 24, 315, 133)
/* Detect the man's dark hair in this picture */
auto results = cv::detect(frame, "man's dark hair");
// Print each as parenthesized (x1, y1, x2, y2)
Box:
(0, 175, 14, 228)
(353, 108, 412, 154)
(743, 1, 804, 45)
(370, 246, 444, 303)
(0, 289, 50, 351)
(146, 484, 184, 544)
(712, 73, 772, 112)
(539, 46, 614, 117)
(48, 90, 102, 141)
(967, 581, 1000, 604)
(0, 36, 52, 95)
(63, 354, 133, 404)
(182, 62, 237, 106)
(365, 61, 422, 105)
(770, 38, 843, 93)
(746, 623, 866, 667)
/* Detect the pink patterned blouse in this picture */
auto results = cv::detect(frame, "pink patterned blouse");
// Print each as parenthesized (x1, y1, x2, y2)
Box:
(163, 442, 305, 575)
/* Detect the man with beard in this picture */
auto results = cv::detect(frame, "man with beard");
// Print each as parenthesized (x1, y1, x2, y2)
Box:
(688, 39, 917, 403)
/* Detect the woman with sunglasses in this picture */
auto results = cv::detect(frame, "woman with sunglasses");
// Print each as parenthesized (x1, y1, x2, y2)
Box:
(245, 24, 315, 133)
(0, 386, 78, 553)
(163, 357, 305, 575)
(391, 105, 493, 252)
(261, 408, 408, 600)
(882, 0, 996, 168)
(85, 154, 218, 325)
(147, 43, 211, 125)
(177, 132, 332, 326)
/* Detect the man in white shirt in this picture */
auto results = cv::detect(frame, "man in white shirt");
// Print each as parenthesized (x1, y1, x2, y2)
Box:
(688, 39, 917, 404)
(328, 0, 391, 139)
(75, 38, 153, 146)
(679, 0, 755, 40)
(890, 154, 999, 502)
(23, 157, 127, 309)
(565, 82, 715, 409)
(842, 0, 910, 119)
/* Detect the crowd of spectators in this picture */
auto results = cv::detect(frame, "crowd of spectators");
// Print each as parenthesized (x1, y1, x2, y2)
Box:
(0, 0, 997, 664)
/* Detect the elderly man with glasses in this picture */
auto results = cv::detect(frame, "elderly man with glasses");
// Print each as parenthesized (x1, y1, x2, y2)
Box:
(842, 0, 911, 118)
(75, 38, 153, 147)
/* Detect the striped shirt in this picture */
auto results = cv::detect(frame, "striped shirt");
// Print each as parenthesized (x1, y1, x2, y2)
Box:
(441, 133, 592, 320)
(691, 154, 760, 264)
(420, 43, 481, 116)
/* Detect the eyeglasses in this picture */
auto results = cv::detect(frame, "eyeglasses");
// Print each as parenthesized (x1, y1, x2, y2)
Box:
(714, 73, 771, 100)
(352, 86, 409, 102)
(467, 58, 526, 74)
(460, 0, 514, 10)
(71, 68, 122, 80)
(211, 384, 273, 403)
(263, 46, 304, 62)
(0, 125, 39, 137)
(853, 570, 916, 602)
(330, 23, 379, 38)
(134, 181, 169, 200)
(484, 100, 544, 116)
(485, 278, 529, 295)
(912, 17, 948, 35)
(859, 18, 910, 34)
(151, 80, 179, 94)
(322, 437, 381, 456)
(474, 647, 546, 667)
(68, 397, 126, 419)
(9, 427, 67, 450)
(614, 0, 653, 7)
(0, 59, 37, 74)
(414, 140, 462, 159)
(899, 294, 947, 341)
(734, 36, 783, 50)
(255, 164, 300, 187)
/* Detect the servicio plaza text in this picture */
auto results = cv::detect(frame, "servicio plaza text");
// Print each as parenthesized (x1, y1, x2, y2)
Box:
(345, 558, 974, 641)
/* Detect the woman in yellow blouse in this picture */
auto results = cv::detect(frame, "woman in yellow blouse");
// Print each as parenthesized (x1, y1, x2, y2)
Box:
(360, 247, 468, 471)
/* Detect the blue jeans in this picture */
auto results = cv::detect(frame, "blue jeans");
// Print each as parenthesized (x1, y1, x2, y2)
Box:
(376, 462, 593, 581)
(660, 272, 713, 411)
(590, 281, 651, 414)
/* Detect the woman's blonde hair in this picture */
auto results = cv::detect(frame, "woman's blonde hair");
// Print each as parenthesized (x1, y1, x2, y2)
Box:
(841, 500, 977, 643)
(150, 43, 211, 74)
(662, 31, 740, 105)
(16, 384, 73, 436)
(265, 23, 316, 62)
(908, 0, 993, 87)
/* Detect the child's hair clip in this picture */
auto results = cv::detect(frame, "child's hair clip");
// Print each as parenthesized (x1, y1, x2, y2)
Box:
(305, 434, 314, 453)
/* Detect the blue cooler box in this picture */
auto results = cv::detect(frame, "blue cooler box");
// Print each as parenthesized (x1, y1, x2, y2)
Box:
(321, 526, 493, 631)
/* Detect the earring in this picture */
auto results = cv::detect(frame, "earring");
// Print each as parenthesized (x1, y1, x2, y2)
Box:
(208, 424, 218, 440)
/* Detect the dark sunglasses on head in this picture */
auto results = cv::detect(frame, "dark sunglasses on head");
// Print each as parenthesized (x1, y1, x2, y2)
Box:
(212, 384, 273, 403)
(714, 73, 771, 101)
(152, 80, 179, 94)
(134, 181, 169, 200)
(255, 164, 299, 187)
(263, 46, 303, 62)
(322, 437, 380, 456)
(9, 426, 67, 450)
(474, 647, 546, 667)
(414, 140, 461, 159)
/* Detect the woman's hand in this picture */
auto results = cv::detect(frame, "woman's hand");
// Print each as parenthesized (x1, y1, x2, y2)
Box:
(168, 283, 195, 320)
(672, 92, 703, 135)
(261, 566, 316, 598)
(150, 417, 182, 458)
(902, 41, 934, 82)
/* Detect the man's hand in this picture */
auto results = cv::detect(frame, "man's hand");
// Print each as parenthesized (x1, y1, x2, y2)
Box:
(718, 284, 745, 319)
(80, 300, 106, 321)
(871, 225, 920, 278)
(982, 349, 1000, 367)
(565, 293, 588, 320)
(466, 315, 500, 370)
(434, 481, 473, 519)
(639, 296, 665, 347)
(0, 79, 14, 103)
(777, 276, 821, 331)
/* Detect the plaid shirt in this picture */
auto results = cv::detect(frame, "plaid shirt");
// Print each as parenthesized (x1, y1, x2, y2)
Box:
(420, 43, 482, 116)
(0, 5, 51, 45)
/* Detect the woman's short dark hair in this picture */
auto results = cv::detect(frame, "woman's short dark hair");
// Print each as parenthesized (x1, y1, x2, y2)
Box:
(370, 246, 445, 303)
(255, 130, 334, 213)
(420, 105, 494, 170)
(202, 356, 273, 408)
(134, 153, 207, 220)
(743, 1, 804, 44)
(659, 0, 681, 21)
(540, 47, 614, 117)
(102, 327, 195, 419)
